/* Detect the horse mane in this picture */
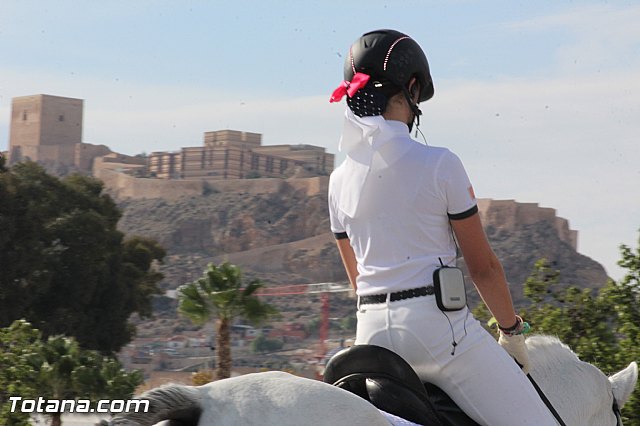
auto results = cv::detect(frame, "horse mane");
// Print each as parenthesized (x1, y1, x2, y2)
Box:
(525, 334, 581, 368)
(107, 383, 201, 426)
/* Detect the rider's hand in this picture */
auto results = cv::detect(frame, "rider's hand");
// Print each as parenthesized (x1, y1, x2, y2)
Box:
(498, 332, 530, 374)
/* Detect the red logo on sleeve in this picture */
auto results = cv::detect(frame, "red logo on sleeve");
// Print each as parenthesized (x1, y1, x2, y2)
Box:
(468, 186, 476, 200)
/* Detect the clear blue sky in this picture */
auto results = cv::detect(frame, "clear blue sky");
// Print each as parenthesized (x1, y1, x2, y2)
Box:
(1, 1, 638, 280)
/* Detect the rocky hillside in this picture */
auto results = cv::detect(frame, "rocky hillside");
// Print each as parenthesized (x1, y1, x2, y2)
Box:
(117, 180, 337, 288)
(115, 178, 608, 335)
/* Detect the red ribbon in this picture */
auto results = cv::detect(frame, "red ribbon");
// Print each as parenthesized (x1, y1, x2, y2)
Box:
(329, 72, 371, 103)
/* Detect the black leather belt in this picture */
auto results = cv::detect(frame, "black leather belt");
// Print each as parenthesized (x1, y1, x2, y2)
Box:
(360, 285, 435, 305)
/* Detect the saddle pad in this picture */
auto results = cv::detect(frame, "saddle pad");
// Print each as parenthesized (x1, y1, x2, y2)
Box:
(380, 409, 422, 426)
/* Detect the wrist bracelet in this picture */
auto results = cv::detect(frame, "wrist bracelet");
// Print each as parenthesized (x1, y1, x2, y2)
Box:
(498, 316, 522, 332)
(499, 316, 530, 336)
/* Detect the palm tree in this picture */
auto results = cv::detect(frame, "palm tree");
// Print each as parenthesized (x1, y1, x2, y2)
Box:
(36, 334, 143, 426)
(0, 320, 141, 426)
(178, 262, 278, 379)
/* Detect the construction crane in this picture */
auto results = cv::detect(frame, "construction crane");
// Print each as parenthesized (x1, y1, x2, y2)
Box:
(256, 282, 352, 362)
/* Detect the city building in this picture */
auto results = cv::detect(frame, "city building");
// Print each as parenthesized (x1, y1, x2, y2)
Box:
(148, 130, 334, 180)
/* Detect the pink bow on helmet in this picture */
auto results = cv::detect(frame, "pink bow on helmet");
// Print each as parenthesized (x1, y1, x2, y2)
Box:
(329, 72, 371, 103)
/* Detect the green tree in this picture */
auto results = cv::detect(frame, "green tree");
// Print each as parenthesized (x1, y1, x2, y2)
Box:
(519, 259, 618, 363)
(0, 162, 165, 353)
(603, 236, 640, 423)
(252, 335, 284, 354)
(36, 335, 143, 426)
(0, 320, 143, 426)
(0, 320, 42, 425)
(177, 262, 278, 379)
(474, 232, 640, 424)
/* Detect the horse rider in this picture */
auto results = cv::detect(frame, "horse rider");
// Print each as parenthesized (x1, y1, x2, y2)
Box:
(328, 29, 558, 426)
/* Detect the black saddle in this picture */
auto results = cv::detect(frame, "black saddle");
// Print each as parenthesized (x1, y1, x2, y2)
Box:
(323, 345, 480, 426)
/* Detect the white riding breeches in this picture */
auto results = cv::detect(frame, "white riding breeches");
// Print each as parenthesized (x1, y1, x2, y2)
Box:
(355, 295, 558, 426)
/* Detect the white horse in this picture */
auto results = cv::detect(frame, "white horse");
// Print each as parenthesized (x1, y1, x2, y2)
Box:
(106, 335, 637, 426)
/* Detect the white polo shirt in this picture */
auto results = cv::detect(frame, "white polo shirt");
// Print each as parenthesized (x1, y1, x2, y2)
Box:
(328, 119, 477, 296)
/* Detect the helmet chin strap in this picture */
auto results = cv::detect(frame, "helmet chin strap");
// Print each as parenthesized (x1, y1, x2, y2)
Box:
(402, 87, 422, 132)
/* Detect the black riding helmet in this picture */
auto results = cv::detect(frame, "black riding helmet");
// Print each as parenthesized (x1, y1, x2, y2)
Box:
(345, 29, 434, 103)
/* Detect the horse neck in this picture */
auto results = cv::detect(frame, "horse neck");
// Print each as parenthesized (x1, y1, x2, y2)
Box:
(527, 336, 616, 426)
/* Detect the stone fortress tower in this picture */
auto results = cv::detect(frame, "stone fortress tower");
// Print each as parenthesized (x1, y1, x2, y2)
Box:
(8, 94, 83, 165)
(7, 94, 111, 172)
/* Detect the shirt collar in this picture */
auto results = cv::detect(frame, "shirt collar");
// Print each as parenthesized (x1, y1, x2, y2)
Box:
(336, 109, 415, 218)
(338, 109, 410, 155)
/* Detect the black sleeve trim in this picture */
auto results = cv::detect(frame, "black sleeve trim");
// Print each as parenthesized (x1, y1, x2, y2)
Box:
(448, 205, 479, 221)
(333, 232, 349, 240)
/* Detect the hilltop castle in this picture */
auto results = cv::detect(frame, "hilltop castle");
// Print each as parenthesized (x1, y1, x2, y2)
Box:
(5, 94, 334, 180)
(3, 94, 580, 254)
